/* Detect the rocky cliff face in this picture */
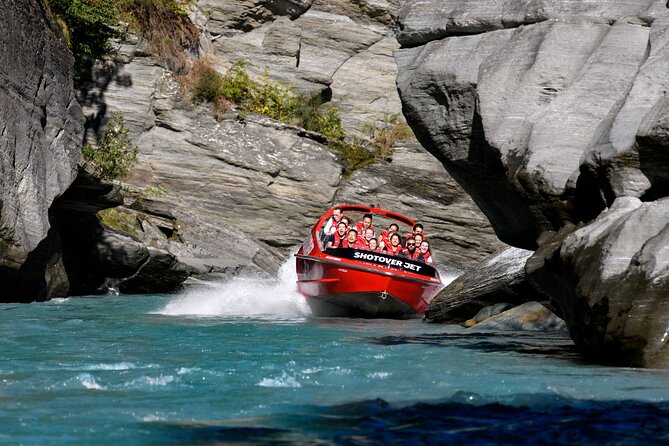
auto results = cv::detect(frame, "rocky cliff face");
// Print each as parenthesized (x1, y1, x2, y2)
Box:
(0, 0, 84, 300)
(396, 0, 669, 367)
(71, 0, 504, 289)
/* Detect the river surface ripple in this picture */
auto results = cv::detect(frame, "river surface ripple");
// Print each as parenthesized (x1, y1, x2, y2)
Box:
(1, 271, 668, 445)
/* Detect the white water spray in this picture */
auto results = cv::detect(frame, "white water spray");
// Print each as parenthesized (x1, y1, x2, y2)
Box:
(158, 259, 310, 318)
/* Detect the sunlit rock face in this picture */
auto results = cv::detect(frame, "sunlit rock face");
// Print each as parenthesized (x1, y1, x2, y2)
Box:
(396, 0, 669, 367)
(198, 0, 404, 134)
(0, 0, 84, 300)
(72, 0, 505, 283)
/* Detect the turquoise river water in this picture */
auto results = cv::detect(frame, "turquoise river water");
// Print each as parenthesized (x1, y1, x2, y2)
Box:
(1, 263, 668, 445)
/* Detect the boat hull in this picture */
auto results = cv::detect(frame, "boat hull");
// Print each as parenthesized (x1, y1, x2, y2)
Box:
(305, 292, 419, 319)
(296, 254, 442, 319)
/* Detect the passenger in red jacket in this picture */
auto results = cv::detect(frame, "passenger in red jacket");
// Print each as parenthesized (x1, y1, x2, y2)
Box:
(355, 213, 375, 237)
(359, 227, 375, 248)
(378, 223, 399, 251)
(346, 229, 365, 249)
(405, 223, 425, 244)
(326, 222, 348, 248)
(416, 240, 434, 264)
(367, 238, 381, 252)
(401, 237, 419, 259)
(323, 208, 345, 237)
(384, 233, 403, 256)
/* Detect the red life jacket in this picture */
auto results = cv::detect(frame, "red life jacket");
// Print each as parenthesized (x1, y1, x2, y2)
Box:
(355, 222, 375, 237)
(417, 251, 432, 264)
(379, 230, 392, 250)
(331, 231, 346, 248)
(353, 240, 367, 250)
(385, 244, 402, 256)
(402, 248, 419, 260)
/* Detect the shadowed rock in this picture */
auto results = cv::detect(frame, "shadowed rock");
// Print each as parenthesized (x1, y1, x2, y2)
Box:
(425, 247, 541, 323)
(470, 302, 566, 332)
(527, 197, 669, 367)
(0, 0, 84, 301)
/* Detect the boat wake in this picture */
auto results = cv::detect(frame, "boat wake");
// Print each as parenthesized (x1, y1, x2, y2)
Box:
(157, 259, 310, 318)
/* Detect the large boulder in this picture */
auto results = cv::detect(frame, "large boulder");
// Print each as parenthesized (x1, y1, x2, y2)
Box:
(395, 0, 669, 366)
(0, 0, 84, 300)
(425, 247, 539, 323)
(396, 1, 668, 248)
(527, 197, 669, 367)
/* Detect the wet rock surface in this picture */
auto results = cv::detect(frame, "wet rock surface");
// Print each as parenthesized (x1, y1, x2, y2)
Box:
(397, 0, 669, 366)
(469, 302, 567, 333)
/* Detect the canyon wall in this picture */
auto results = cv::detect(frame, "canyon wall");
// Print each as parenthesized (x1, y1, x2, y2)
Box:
(396, 0, 669, 367)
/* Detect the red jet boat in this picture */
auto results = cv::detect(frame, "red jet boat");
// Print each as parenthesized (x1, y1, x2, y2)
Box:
(295, 205, 444, 319)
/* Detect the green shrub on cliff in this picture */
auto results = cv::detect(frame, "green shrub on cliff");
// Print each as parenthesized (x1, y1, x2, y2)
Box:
(45, 0, 123, 74)
(190, 59, 347, 141)
(45, 0, 198, 76)
(82, 112, 139, 180)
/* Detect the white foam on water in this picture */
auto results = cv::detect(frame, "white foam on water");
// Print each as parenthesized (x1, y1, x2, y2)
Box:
(124, 375, 176, 388)
(77, 373, 106, 390)
(157, 259, 310, 318)
(257, 372, 302, 388)
(437, 265, 464, 287)
(87, 362, 136, 371)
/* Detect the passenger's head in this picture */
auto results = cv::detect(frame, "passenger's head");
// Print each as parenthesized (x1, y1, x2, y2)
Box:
(420, 240, 430, 253)
(405, 237, 417, 252)
(369, 238, 378, 250)
(364, 228, 374, 241)
(362, 213, 373, 229)
(341, 217, 350, 227)
(347, 229, 358, 244)
(413, 223, 424, 235)
(414, 233, 424, 245)
(337, 222, 347, 236)
(333, 208, 343, 222)
(388, 223, 399, 233)
(390, 232, 401, 246)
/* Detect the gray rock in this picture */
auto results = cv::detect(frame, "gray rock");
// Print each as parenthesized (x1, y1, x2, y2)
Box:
(581, 15, 669, 201)
(527, 197, 669, 367)
(206, 0, 403, 130)
(397, 0, 665, 46)
(467, 302, 514, 325)
(470, 301, 567, 332)
(425, 247, 541, 323)
(0, 0, 84, 301)
(396, 16, 665, 247)
(95, 231, 151, 278)
(119, 246, 191, 294)
(396, 1, 669, 366)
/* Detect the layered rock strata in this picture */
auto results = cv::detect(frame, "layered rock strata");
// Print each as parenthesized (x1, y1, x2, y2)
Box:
(396, 0, 669, 366)
(74, 0, 505, 284)
(0, 0, 84, 300)
(199, 0, 404, 133)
